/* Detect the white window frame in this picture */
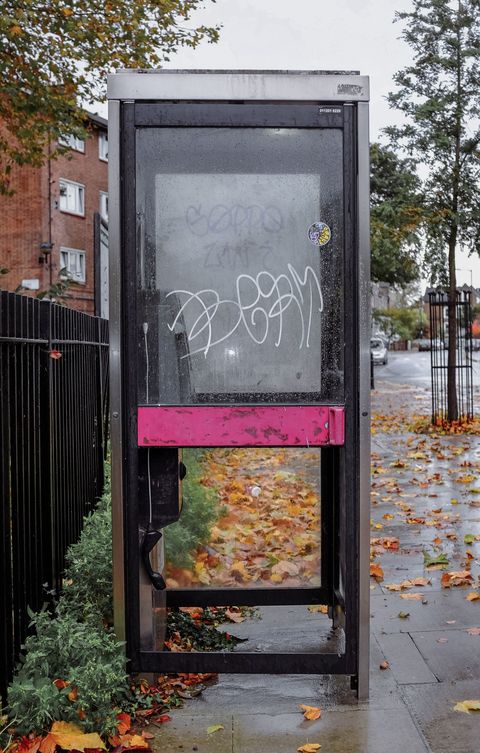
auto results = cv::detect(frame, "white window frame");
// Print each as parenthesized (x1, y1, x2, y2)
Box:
(60, 247, 86, 284)
(59, 178, 85, 216)
(59, 134, 85, 153)
(99, 191, 108, 222)
(98, 131, 108, 162)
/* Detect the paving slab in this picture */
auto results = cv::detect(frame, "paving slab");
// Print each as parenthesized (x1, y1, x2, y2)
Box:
(402, 679, 480, 753)
(214, 605, 345, 657)
(371, 589, 480, 634)
(410, 629, 480, 682)
(149, 714, 233, 753)
(232, 708, 429, 753)
(375, 632, 438, 684)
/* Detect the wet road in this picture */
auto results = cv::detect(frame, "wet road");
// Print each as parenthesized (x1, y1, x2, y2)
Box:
(374, 349, 480, 387)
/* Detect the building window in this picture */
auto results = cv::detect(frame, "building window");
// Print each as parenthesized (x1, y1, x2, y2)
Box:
(99, 132, 108, 161)
(60, 247, 86, 283)
(59, 179, 85, 216)
(59, 134, 85, 153)
(99, 191, 108, 222)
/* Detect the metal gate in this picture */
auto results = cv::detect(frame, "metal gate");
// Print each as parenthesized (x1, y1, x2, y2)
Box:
(429, 289, 473, 422)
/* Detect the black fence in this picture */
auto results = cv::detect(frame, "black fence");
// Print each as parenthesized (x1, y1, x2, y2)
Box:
(429, 290, 473, 422)
(0, 291, 109, 699)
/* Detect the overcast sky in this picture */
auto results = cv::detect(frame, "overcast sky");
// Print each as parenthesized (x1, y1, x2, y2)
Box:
(153, 0, 479, 286)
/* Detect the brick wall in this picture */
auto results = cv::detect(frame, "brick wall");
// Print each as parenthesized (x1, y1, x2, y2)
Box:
(0, 122, 108, 314)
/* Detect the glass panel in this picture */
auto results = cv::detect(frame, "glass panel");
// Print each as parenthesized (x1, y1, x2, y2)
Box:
(136, 127, 344, 405)
(163, 447, 321, 589)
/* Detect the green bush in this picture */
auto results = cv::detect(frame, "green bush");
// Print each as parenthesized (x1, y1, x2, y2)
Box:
(61, 484, 114, 624)
(7, 609, 127, 736)
(164, 449, 221, 569)
(7, 465, 128, 738)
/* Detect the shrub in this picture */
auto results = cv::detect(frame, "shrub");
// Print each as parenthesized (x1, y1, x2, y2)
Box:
(164, 450, 221, 569)
(61, 485, 114, 624)
(7, 609, 127, 736)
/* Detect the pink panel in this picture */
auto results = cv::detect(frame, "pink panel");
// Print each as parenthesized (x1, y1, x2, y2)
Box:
(138, 405, 345, 447)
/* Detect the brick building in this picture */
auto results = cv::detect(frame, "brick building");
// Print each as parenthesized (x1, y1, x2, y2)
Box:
(0, 112, 108, 314)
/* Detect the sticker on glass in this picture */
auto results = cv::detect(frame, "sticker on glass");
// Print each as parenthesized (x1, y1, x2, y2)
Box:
(308, 221, 331, 247)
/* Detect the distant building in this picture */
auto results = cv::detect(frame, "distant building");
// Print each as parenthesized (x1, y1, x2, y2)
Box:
(371, 281, 403, 312)
(0, 112, 108, 315)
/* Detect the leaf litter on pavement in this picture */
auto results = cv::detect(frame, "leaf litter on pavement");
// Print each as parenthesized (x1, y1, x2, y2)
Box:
(370, 392, 480, 601)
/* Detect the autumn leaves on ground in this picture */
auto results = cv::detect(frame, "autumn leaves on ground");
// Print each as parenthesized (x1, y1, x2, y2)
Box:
(4, 386, 480, 753)
(166, 448, 321, 590)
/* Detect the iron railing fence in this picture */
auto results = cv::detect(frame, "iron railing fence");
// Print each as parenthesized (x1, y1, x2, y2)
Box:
(429, 290, 473, 422)
(0, 291, 109, 700)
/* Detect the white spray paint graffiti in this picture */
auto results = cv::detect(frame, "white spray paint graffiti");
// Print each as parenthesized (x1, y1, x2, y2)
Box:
(167, 264, 323, 359)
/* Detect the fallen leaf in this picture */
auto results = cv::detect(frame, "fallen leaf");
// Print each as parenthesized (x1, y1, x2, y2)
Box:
(225, 608, 245, 623)
(453, 700, 480, 714)
(441, 570, 473, 588)
(50, 722, 105, 751)
(436, 638, 448, 644)
(117, 712, 131, 735)
(464, 534, 475, 545)
(206, 725, 224, 734)
(39, 736, 57, 753)
(423, 551, 449, 568)
(308, 605, 328, 614)
(466, 627, 480, 635)
(299, 704, 322, 721)
(297, 745, 321, 753)
(120, 734, 150, 749)
(151, 715, 171, 725)
(467, 592, 480, 601)
(379, 661, 389, 670)
(398, 611, 410, 619)
(400, 593, 424, 600)
(53, 679, 69, 690)
(370, 563, 384, 581)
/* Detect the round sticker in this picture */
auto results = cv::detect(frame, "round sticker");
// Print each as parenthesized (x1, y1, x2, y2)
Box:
(308, 221, 331, 247)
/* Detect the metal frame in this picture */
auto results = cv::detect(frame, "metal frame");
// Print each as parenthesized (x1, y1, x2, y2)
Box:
(108, 71, 370, 694)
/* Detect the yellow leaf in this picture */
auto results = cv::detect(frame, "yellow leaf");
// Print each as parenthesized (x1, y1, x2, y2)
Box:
(370, 563, 384, 581)
(10, 24, 22, 35)
(298, 745, 321, 752)
(122, 735, 149, 749)
(467, 592, 480, 601)
(299, 704, 322, 720)
(206, 724, 224, 734)
(308, 605, 328, 614)
(400, 593, 424, 600)
(50, 721, 106, 751)
(453, 700, 480, 714)
(62, 7, 74, 15)
(270, 573, 283, 583)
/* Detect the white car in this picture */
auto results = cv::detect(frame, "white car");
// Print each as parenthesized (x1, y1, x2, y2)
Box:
(371, 337, 388, 365)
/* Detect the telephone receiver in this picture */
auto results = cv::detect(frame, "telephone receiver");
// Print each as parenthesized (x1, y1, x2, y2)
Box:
(141, 461, 187, 590)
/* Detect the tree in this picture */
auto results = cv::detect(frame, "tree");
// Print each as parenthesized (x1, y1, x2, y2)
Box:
(385, 0, 480, 420)
(370, 142, 424, 287)
(372, 306, 427, 344)
(0, 1, 219, 193)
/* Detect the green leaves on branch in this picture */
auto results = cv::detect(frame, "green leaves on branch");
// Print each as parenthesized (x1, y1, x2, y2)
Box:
(0, 0, 220, 193)
(370, 142, 424, 286)
(385, 0, 480, 283)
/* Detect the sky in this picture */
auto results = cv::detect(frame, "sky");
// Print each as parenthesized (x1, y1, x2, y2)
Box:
(127, 0, 480, 288)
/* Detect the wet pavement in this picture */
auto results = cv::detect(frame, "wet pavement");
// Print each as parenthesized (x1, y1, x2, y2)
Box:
(149, 381, 480, 753)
